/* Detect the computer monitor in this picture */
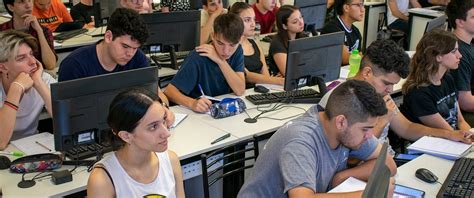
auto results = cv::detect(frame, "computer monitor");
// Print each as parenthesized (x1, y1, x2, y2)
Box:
(140, 10, 200, 69)
(189, 0, 229, 10)
(362, 142, 390, 198)
(284, 31, 344, 92)
(51, 66, 159, 151)
(424, 15, 447, 34)
(294, 0, 327, 36)
(92, 0, 120, 27)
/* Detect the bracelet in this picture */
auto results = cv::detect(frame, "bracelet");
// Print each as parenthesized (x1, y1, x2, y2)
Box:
(4, 100, 19, 111)
(12, 82, 25, 94)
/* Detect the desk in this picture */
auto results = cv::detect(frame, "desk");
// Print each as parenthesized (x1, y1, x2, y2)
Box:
(396, 152, 474, 197)
(355, 2, 386, 52)
(407, 7, 444, 51)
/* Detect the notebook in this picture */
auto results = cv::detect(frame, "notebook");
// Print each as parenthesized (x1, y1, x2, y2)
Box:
(407, 136, 472, 160)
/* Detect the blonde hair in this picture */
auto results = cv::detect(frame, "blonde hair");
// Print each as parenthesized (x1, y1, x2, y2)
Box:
(0, 30, 38, 63)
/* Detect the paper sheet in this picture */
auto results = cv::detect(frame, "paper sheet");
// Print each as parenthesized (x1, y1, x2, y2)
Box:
(329, 177, 366, 193)
(11, 133, 55, 155)
(171, 113, 188, 128)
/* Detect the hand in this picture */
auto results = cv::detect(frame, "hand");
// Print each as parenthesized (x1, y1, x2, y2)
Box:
(449, 130, 473, 144)
(13, 72, 34, 93)
(380, 95, 398, 123)
(22, 14, 42, 33)
(195, 44, 224, 64)
(331, 171, 348, 188)
(164, 106, 175, 128)
(387, 177, 395, 198)
(191, 97, 212, 113)
(30, 59, 44, 85)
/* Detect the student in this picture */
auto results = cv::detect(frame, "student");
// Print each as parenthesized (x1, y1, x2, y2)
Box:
(268, 5, 305, 76)
(32, 0, 73, 32)
(0, 30, 55, 149)
(321, 0, 364, 65)
(200, 0, 226, 44)
(319, 39, 473, 153)
(1, 0, 57, 70)
(120, 0, 152, 13)
(161, 0, 191, 12)
(387, 0, 421, 34)
(446, 0, 474, 125)
(238, 80, 397, 197)
(164, 13, 245, 113)
(87, 88, 185, 198)
(230, 2, 284, 88)
(252, 0, 279, 34)
(401, 30, 470, 131)
(70, 0, 94, 26)
(58, 8, 175, 127)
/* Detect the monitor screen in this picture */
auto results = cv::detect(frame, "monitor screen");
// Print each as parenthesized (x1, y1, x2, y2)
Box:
(140, 10, 200, 53)
(424, 15, 447, 34)
(92, 0, 120, 27)
(284, 31, 344, 91)
(51, 66, 159, 151)
(294, 0, 327, 35)
(362, 142, 390, 197)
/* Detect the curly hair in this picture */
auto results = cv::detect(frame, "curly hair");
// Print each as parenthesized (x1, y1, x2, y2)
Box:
(106, 8, 149, 45)
(361, 39, 410, 78)
(326, 80, 387, 125)
(402, 29, 457, 94)
(446, 0, 474, 29)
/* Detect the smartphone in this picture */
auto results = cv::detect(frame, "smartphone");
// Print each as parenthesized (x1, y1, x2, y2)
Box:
(393, 184, 425, 198)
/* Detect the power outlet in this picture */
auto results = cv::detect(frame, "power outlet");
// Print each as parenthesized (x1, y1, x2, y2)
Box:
(181, 153, 224, 180)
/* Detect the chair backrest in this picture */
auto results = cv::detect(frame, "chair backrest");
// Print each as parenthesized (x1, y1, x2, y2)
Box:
(424, 15, 447, 34)
(200, 135, 259, 198)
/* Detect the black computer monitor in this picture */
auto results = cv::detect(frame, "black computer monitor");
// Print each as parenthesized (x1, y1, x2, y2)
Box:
(294, 0, 327, 36)
(362, 142, 391, 197)
(140, 10, 200, 69)
(424, 15, 447, 34)
(51, 66, 159, 151)
(92, 0, 120, 27)
(284, 31, 344, 91)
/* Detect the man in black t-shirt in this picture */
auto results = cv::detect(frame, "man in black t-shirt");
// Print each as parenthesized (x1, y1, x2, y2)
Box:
(321, 0, 363, 65)
(446, 0, 474, 125)
(70, 0, 94, 25)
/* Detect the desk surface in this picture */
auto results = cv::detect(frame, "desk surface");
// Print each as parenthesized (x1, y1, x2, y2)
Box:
(54, 28, 103, 51)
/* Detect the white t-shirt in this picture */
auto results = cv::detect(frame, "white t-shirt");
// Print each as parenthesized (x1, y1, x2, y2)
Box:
(0, 72, 56, 140)
(387, 0, 410, 25)
(98, 151, 177, 198)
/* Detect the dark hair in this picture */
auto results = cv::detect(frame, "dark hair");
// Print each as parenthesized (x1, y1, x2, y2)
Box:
(361, 39, 410, 78)
(3, 0, 15, 16)
(106, 8, 149, 45)
(446, 0, 474, 29)
(402, 29, 457, 93)
(334, 0, 352, 16)
(202, 0, 207, 6)
(213, 13, 244, 44)
(325, 80, 387, 125)
(107, 88, 162, 135)
(229, 2, 251, 15)
(275, 5, 306, 48)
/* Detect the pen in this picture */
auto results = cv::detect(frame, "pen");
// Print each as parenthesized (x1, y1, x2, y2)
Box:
(35, 141, 52, 152)
(0, 151, 24, 157)
(211, 133, 231, 144)
(198, 84, 205, 97)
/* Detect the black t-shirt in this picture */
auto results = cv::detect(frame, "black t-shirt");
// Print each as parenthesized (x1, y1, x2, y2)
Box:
(452, 39, 474, 94)
(70, 3, 94, 24)
(401, 73, 460, 129)
(268, 36, 287, 75)
(321, 16, 362, 52)
(244, 39, 263, 88)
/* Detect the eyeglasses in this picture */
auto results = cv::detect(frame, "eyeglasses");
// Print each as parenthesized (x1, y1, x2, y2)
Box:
(348, 2, 365, 8)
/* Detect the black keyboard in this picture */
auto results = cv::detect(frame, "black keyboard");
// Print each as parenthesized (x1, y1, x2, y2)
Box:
(152, 51, 190, 62)
(246, 88, 322, 105)
(55, 28, 88, 42)
(437, 157, 474, 198)
(65, 142, 114, 160)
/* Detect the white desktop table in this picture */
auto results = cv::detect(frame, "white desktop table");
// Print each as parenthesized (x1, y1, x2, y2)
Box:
(396, 151, 474, 197)
(353, 1, 386, 52)
(408, 7, 444, 51)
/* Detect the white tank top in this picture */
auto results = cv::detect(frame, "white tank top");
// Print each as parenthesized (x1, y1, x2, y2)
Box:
(387, 0, 409, 25)
(98, 151, 176, 198)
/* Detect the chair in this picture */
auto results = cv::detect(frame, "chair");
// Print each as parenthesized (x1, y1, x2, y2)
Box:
(201, 135, 259, 198)
(378, 3, 407, 49)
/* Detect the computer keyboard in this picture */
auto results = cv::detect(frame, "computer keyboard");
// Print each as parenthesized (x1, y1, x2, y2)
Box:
(65, 142, 114, 160)
(437, 157, 474, 198)
(152, 51, 190, 62)
(246, 88, 322, 105)
(55, 28, 88, 42)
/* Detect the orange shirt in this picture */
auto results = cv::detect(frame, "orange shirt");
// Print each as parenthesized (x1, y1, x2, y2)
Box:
(33, 0, 73, 32)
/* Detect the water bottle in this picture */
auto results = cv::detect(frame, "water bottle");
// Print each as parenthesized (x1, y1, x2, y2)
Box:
(348, 49, 362, 78)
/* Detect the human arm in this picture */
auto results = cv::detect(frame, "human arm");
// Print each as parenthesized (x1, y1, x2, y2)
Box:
(409, 0, 422, 8)
(87, 166, 115, 198)
(388, 0, 409, 21)
(245, 41, 284, 85)
(288, 187, 362, 198)
(23, 14, 56, 70)
(31, 60, 53, 117)
(164, 84, 213, 113)
(59, 1, 73, 22)
(169, 150, 185, 198)
(273, 53, 287, 76)
(327, 0, 335, 8)
(428, 0, 449, 5)
(195, 44, 245, 96)
(458, 91, 474, 111)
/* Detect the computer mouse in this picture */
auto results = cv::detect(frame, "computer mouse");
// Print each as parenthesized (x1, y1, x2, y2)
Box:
(254, 85, 270, 94)
(261, 35, 273, 43)
(0, 156, 11, 170)
(415, 168, 438, 183)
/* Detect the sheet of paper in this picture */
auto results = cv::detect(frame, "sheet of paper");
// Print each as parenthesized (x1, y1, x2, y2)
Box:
(408, 136, 472, 160)
(256, 83, 284, 91)
(11, 133, 56, 155)
(171, 113, 188, 128)
(329, 177, 366, 193)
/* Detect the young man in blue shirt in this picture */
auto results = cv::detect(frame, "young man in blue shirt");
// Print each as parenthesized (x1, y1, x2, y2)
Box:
(164, 13, 246, 113)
